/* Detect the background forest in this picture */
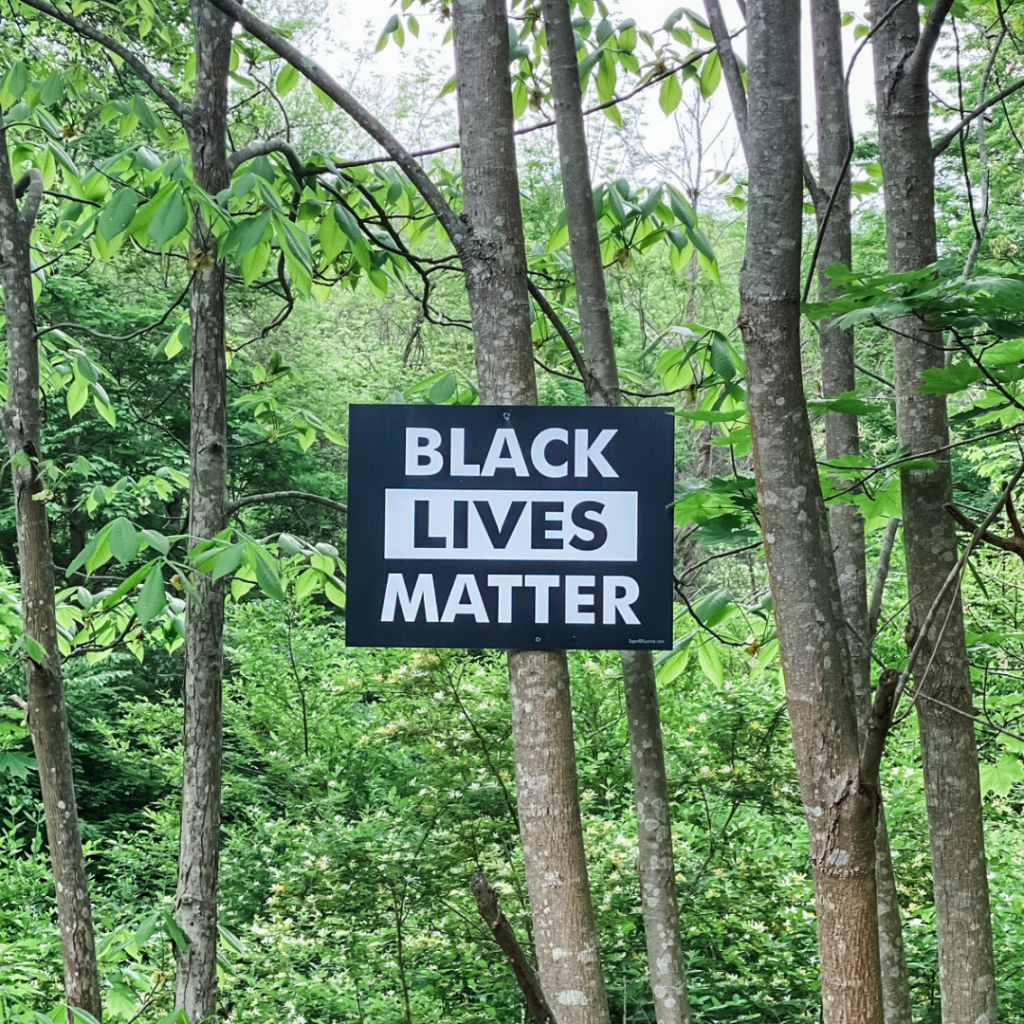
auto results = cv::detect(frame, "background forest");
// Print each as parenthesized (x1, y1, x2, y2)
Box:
(2, 0, 1024, 1022)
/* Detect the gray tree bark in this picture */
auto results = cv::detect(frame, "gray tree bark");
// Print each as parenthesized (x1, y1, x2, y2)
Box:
(0, 114, 102, 1024)
(872, 2, 998, 1020)
(540, 4, 690, 1021)
(173, 2, 233, 1018)
(742, 0, 885, 1019)
(807, 5, 912, 1020)
(451, 3, 611, 1022)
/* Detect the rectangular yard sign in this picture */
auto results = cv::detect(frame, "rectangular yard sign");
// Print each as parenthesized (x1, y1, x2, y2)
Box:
(345, 404, 673, 650)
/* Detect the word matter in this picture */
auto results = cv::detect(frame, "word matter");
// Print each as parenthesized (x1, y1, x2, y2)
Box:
(346, 405, 673, 650)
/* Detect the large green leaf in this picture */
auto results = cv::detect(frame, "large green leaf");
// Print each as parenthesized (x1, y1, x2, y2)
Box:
(148, 189, 188, 247)
(98, 187, 138, 241)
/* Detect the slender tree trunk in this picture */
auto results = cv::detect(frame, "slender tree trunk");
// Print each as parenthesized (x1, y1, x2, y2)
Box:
(742, 0, 884, 1019)
(173, 3, 232, 1018)
(872, 4, 999, 1021)
(451, 3, 610, 1022)
(540, 4, 690, 1021)
(0, 116, 102, 1024)
(808, 5, 913, 1020)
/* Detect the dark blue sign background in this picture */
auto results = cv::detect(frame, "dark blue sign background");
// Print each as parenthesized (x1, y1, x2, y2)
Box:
(345, 405, 673, 650)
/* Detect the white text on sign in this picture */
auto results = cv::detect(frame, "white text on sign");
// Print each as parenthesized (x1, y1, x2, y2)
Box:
(380, 573, 641, 625)
(384, 489, 637, 561)
(405, 427, 620, 478)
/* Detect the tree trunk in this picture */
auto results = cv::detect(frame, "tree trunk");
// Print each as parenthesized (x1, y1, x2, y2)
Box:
(808, 3, 912, 1019)
(451, 3, 611, 1022)
(173, 3, 232, 1018)
(871, 3, 999, 1020)
(540, 3, 691, 1021)
(0, 117, 102, 1023)
(742, 0, 884, 1019)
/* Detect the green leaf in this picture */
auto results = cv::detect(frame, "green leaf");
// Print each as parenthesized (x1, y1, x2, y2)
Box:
(696, 638, 724, 686)
(135, 567, 167, 624)
(333, 203, 364, 245)
(294, 567, 319, 602)
(578, 46, 605, 81)
(24, 635, 47, 663)
(40, 71, 64, 106)
(162, 913, 191, 952)
(979, 753, 1023, 798)
(709, 335, 735, 381)
(688, 226, 715, 261)
(140, 528, 171, 555)
(246, 543, 285, 601)
(0, 751, 37, 779)
(699, 50, 722, 98)
(325, 576, 346, 608)
(918, 362, 984, 395)
(109, 517, 140, 563)
(98, 187, 138, 242)
(211, 542, 246, 580)
(596, 50, 617, 104)
(67, 375, 88, 417)
(512, 78, 528, 120)
(276, 63, 300, 96)
(806, 392, 887, 416)
(659, 72, 682, 115)
(225, 210, 271, 260)
(0, 61, 30, 106)
(93, 394, 116, 426)
(669, 189, 696, 230)
(429, 372, 457, 405)
(148, 189, 188, 248)
(68, 1009, 102, 1024)
(376, 13, 400, 52)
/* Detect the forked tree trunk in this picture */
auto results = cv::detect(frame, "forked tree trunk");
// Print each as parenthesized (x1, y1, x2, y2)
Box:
(451, 3, 611, 1022)
(173, 3, 232, 1017)
(807, 4, 912, 1019)
(742, 0, 884, 1019)
(871, 1, 998, 1019)
(0, 115, 102, 1024)
(540, 3, 691, 1021)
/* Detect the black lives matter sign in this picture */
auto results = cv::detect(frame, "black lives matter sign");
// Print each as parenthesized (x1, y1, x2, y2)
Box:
(345, 405, 673, 650)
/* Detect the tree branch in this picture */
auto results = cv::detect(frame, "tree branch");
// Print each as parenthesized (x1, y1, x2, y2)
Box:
(861, 667, 899, 779)
(931, 75, 1024, 157)
(227, 490, 347, 516)
(896, 461, 1024, 705)
(227, 138, 305, 180)
(526, 279, 593, 387)
(703, 0, 748, 158)
(470, 872, 556, 1024)
(868, 516, 901, 636)
(16, 0, 189, 123)
(908, 0, 957, 87)
(18, 168, 43, 231)
(201, 0, 468, 254)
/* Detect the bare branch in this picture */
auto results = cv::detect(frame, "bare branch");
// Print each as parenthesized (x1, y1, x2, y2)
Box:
(227, 138, 305, 179)
(908, 0, 958, 87)
(868, 516, 901, 636)
(896, 461, 1024, 706)
(526, 279, 593, 387)
(703, 0, 748, 157)
(932, 74, 1024, 157)
(470, 872, 556, 1024)
(861, 667, 899, 778)
(19, 168, 43, 231)
(227, 490, 347, 516)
